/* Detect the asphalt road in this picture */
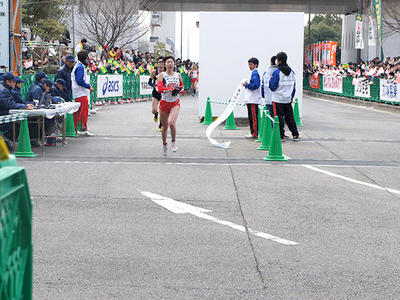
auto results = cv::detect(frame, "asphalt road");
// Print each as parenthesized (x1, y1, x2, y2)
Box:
(18, 94, 400, 299)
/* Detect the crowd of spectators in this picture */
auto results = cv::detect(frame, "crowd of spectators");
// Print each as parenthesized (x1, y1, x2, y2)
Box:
(23, 38, 199, 77)
(304, 56, 400, 84)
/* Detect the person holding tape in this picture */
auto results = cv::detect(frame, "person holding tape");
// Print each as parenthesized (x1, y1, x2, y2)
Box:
(242, 57, 262, 139)
(157, 56, 184, 156)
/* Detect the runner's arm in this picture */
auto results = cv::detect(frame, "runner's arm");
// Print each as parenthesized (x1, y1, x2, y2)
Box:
(178, 74, 185, 93)
(157, 74, 173, 93)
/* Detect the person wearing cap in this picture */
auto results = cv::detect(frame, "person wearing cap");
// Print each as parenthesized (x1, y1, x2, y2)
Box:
(11, 77, 26, 104)
(71, 50, 94, 136)
(55, 55, 74, 102)
(25, 71, 47, 103)
(75, 38, 88, 56)
(0, 73, 34, 141)
(51, 78, 67, 102)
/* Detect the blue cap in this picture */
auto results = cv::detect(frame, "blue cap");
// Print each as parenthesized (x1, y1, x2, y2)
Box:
(15, 77, 25, 84)
(65, 55, 75, 62)
(43, 79, 53, 88)
(55, 78, 66, 87)
(35, 71, 47, 81)
(2, 72, 17, 81)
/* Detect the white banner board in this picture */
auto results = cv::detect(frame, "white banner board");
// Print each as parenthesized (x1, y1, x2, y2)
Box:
(353, 78, 370, 98)
(380, 80, 400, 103)
(199, 12, 304, 118)
(0, 0, 9, 70)
(97, 75, 123, 98)
(139, 75, 152, 95)
(323, 76, 343, 93)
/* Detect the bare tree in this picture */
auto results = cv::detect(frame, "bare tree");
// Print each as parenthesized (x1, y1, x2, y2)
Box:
(76, 0, 156, 47)
(382, 0, 400, 36)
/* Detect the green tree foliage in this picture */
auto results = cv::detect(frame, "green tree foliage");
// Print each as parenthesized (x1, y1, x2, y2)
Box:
(154, 41, 172, 58)
(304, 14, 342, 46)
(22, 0, 67, 41)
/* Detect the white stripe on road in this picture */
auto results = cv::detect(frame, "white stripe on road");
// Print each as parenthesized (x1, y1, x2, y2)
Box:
(303, 165, 400, 195)
(140, 191, 299, 246)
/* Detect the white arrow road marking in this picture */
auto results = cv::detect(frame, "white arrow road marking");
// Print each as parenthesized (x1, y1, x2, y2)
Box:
(140, 191, 299, 246)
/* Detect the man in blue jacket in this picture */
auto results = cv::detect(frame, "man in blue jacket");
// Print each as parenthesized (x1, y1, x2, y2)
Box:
(269, 52, 299, 140)
(51, 78, 68, 102)
(12, 77, 26, 104)
(25, 71, 47, 104)
(242, 57, 262, 139)
(55, 55, 75, 102)
(0, 73, 34, 140)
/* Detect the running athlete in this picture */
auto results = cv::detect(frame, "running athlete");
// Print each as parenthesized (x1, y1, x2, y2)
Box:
(149, 57, 164, 130)
(190, 64, 199, 96)
(157, 56, 184, 156)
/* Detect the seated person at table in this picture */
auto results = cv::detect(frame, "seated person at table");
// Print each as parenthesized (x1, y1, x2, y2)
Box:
(51, 78, 67, 103)
(12, 77, 26, 104)
(25, 71, 47, 104)
(0, 73, 34, 142)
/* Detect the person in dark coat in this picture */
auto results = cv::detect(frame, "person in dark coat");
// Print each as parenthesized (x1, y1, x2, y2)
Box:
(55, 55, 75, 102)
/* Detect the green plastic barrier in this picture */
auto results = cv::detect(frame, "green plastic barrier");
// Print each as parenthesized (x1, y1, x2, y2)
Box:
(0, 165, 33, 300)
(20, 70, 194, 105)
(303, 74, 398, 105)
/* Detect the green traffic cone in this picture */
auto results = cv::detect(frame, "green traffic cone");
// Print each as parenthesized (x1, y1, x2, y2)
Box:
(66, 113, 77, 137)
(294, 98, 303, 126)
(264, 116, 287, 161)
(224, 111, 238, 130)
(256, 109, 265, 142)
(15, 119, 37, 158)
(257, 111, 272, 151)
(202, 97, 213, 125)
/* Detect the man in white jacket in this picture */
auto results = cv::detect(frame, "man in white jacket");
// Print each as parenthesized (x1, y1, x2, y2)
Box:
(262, 55, 277, 121)
(269, 52, 299, 141)
(242, 57, 262, 139)
(71, 51, 94, 136)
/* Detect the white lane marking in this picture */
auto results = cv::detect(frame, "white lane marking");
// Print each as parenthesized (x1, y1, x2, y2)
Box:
(17, 160, 400, 168)
(140, 190, 299, 246)
(303, 165, 400, 195)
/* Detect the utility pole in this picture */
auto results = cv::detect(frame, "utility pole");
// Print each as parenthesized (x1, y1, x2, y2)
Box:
(356, 0, 363, 64)
(180, 11, 183, 59)
(72, 0, 75, 56)
(308, 6, 311, 65)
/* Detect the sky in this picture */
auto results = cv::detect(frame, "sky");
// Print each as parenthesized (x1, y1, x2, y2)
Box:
(175, 12, 314, 62)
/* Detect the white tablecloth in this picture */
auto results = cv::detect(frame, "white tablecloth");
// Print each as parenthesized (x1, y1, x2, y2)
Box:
(10, 102, 81, 119)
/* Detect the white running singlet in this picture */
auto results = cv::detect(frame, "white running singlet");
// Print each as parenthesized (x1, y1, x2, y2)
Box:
(161, 72, 180, 102)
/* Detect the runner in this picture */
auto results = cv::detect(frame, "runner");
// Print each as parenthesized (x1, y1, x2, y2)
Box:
(149, 57, 164, 130)
(157, 56, 184, 156)
(190, 64, 199, 96)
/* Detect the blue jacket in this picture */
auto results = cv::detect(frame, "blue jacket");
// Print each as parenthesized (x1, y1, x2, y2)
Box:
(269, 64, 296, 104)
(245, 69, 261, 91)
(26, 81, 45, 103)
(55, 65, 73, 101)
(11, 88, 25, 104)
(0, 82, 27, 116)
(50, 86, 66, 103)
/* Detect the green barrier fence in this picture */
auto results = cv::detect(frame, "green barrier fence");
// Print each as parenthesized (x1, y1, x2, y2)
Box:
(20, 71, 193, 105)
(0, 166, 33, 300)
(303, 74, 398, 105)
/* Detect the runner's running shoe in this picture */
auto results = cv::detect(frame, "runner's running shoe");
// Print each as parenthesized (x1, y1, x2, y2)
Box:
(171, 142, 178, 152)
(154, 112, 158, 123)
(163, 144, 168, 156)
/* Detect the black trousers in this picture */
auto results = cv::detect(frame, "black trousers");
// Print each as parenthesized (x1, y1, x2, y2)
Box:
(273, 102, 299, 138)
(246, 104, 259, 137)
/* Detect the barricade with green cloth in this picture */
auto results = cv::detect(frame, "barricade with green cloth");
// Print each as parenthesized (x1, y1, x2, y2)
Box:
(0, 137, 33, 300)
(304, 74, 400, 105)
